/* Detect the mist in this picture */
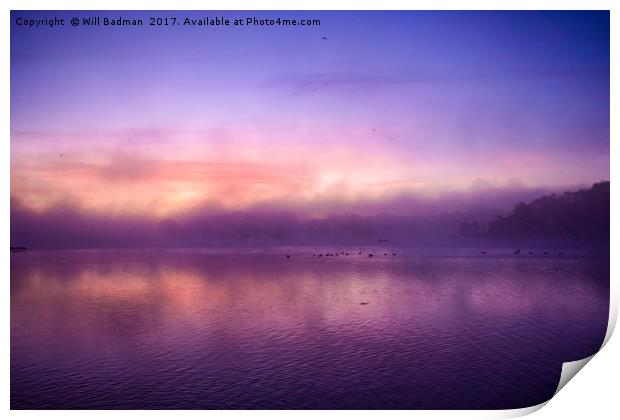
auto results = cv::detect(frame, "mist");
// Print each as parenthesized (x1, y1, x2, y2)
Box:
(11, 183, 596, 249)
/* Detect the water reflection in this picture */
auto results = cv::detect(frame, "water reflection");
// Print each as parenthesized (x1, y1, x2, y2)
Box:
(11, 249, 609, 409)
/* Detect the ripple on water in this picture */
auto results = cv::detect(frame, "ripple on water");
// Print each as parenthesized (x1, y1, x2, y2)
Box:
(11, 248, 609, 409)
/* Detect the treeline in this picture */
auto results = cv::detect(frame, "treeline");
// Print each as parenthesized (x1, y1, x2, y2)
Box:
(11, 182, 610, 249)
(460, 181, 609, 241)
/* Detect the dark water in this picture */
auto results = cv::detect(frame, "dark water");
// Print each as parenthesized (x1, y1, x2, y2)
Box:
(11, 248, 609, 409)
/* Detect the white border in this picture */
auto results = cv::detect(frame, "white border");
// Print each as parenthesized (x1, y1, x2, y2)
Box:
(3, 1, 617, 419)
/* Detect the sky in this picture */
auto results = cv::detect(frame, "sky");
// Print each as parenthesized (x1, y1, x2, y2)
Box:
(11, 11, 609, 223)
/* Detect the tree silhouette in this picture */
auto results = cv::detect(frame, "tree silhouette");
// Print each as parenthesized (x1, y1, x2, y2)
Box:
(486, 181, 609, 240)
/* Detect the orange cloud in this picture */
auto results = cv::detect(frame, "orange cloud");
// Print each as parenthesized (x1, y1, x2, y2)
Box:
(10, 126, 608, 218)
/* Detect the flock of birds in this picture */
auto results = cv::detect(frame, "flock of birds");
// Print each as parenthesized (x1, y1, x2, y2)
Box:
(286, 251, 397, 259)
(482, 249, 565, 256)
(285, 249, 566, 259)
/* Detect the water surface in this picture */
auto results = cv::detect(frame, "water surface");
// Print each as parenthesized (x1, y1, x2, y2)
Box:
(11, 248, 609, 409)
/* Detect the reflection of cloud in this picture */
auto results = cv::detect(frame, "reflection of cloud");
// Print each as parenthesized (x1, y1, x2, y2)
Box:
(12, 250, 608, 347)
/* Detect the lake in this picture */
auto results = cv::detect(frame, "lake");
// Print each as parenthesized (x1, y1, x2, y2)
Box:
(10, 247, 609, 409)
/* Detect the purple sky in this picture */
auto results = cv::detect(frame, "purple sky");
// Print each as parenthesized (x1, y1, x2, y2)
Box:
(11, 11, 609, 221)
